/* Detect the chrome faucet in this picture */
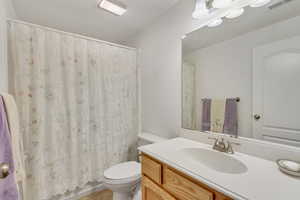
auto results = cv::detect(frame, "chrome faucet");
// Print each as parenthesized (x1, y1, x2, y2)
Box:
(209, 137, 240, 154)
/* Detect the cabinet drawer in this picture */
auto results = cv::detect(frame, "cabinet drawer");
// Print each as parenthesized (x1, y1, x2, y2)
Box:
(142, 155, 162, 184)
(163, 167, 214, 200)
(142, 176, 176, 200)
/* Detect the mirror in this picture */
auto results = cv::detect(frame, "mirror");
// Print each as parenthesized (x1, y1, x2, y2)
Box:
(182, 0, 300, 147)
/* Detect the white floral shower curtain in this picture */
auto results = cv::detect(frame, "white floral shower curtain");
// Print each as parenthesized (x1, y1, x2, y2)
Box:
(8, 21, 138, 200)
(182, 61, 196, 130)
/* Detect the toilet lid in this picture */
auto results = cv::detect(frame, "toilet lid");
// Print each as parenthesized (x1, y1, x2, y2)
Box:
(104, 161, 141, 180)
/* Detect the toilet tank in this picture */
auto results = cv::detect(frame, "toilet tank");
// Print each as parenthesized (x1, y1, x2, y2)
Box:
(137, 132, 167, 162)
(138, 132, 167, 147)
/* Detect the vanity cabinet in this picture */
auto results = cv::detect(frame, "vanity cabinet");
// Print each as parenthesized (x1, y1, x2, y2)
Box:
(142, 176, 176, 200)
(141, 154, 233, 200)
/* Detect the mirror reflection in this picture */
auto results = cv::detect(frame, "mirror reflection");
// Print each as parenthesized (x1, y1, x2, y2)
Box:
(182, 0, 300, 147)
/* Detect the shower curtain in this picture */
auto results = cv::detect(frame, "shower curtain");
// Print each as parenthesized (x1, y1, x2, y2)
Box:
(182, 61, 196, 130)
(8, 21, 139, 200)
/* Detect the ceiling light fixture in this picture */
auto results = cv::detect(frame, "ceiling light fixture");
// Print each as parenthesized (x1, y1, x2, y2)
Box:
(192, 0, 273, 28)
(98, 0, 127, 16)
(212, 0, 233, 8)
(225, 8, 245, 19)
(207, 18, 223, 27)
(192, 0, 210, 19)
(250, 0, 272, 7)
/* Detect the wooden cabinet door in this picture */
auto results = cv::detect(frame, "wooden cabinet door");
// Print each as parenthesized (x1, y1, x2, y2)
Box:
(142, 176, 176, 200)
(142, 155, 162, 184)
(163, 167, 213, 200)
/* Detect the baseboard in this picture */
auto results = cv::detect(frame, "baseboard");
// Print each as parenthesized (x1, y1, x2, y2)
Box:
(63, 183, 106, 200)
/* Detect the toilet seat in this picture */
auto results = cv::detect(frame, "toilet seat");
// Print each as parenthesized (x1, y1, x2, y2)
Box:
(104, 161, 141, 185)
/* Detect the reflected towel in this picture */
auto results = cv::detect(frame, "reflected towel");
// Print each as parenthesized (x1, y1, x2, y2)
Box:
(210, 99, 226, 133)
(0, 97, 19, 200)
(201, 99, 211, 132)
(224, 98, 238, 136)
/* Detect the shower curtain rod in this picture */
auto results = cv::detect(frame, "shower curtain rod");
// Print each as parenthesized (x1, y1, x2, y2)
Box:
(6, 18, 136, 51)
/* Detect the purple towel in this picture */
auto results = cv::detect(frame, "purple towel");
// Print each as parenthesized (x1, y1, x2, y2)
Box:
(201, 99, 211, 132)
(0, 97, 19, 200)
(223, 98, 238, 136)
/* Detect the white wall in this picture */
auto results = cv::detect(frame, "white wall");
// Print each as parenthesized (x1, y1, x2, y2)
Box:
(127, 0, 300, 138)
(125, 0, 197, 138)
(0, 0, 17, 92)
(184, 16, 300, 138)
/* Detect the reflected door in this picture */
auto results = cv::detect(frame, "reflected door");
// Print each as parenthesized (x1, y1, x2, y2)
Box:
(253, 36, 300, 146)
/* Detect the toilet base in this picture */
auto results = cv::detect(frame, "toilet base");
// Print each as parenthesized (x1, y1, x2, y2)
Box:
(113, 191, 131, 200)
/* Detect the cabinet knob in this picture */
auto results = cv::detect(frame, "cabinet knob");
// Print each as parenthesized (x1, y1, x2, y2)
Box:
(0, 163, 10, 179)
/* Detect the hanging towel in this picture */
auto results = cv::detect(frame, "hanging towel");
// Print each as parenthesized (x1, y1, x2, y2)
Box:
(201, 99, 211, 132)
(223, 98, 238, 136)
(210, 99, 226, 133)
(0, 97, 19, 200)
(1, 93, 26, 199)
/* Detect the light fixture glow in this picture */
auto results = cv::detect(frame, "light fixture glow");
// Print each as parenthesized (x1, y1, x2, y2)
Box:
(192, 10, 207, 19)
(225, 8, 245, 19)
(212, 0, 233, 8)
(192, 0, 210, 19)
(207, 18, 223, 27)
(181, 35, 187, 39)
(98, 0, 127, 16)
(250, 0, 271, 8)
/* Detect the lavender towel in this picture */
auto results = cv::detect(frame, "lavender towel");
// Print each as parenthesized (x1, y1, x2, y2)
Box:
(201, 99, 211, 132)
(0, 97, 19, 200)
(223, 98, 238, 136)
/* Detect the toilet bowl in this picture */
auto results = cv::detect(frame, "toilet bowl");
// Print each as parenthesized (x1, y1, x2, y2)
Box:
(104, 161, 141, 200)
(104, 133, 167, 200)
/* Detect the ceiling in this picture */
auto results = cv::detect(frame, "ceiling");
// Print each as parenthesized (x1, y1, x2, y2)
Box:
(12, 0, 179, 43)
(183, 0, 300, 54)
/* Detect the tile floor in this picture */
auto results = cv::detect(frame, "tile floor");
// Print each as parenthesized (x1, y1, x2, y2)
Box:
(80, 190, 113, 200)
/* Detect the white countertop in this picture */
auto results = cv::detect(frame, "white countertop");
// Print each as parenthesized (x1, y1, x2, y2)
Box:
(138, 137, 300, 200)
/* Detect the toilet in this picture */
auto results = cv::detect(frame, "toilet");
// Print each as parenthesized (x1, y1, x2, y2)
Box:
(103, 133, 167, 200)
(104, 161, 141, 200)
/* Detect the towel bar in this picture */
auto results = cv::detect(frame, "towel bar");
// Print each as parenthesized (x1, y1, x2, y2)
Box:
(202, 97, 240, 102)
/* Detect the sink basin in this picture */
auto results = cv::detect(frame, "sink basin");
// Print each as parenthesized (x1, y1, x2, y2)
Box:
(178, 148, 248, 174)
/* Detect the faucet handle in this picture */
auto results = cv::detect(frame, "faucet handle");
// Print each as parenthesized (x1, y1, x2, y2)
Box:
(208, 137, 218, 141)
(226, 141, 241, 154)
(228, 141, 241, 146)
(208, 137, 218, 146)
(208, 137, 219, 144)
